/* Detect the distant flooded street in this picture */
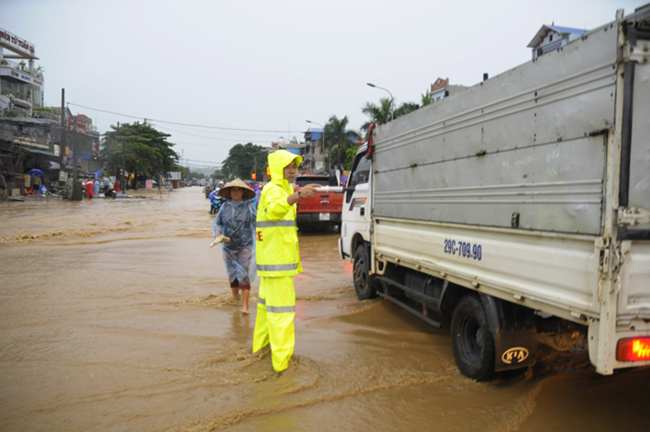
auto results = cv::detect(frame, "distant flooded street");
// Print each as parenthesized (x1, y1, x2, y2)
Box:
(1, 187, 649, 432)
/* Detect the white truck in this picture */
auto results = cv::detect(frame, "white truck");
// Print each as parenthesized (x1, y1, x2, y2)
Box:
(339, 5, 650, 381)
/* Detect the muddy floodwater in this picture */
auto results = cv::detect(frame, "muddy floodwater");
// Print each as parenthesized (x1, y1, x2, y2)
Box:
(1, 187, 649, 432)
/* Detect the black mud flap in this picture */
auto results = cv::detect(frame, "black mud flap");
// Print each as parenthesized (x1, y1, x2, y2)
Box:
(480, 294, 538, 372)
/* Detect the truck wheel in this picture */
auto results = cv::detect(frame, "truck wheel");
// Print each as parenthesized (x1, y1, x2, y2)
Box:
(353, 245, 376, 300)
(450, 296, 495, 381)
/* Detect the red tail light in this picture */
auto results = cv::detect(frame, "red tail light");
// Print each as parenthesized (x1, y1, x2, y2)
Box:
(616, 337, 650, 361)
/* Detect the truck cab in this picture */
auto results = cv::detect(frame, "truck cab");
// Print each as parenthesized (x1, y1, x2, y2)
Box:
(339, 144, 375, 298)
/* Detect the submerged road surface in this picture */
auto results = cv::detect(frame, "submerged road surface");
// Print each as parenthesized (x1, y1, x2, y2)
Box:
(1, 187, 649, 431)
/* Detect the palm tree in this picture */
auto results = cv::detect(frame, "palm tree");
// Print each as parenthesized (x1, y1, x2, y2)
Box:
(420, 90, 432, 107)
(361, 97, 424, 138)
(394, 102, 420, 118)
(360, 97, 393, 133)
(323, 115, 359, 172)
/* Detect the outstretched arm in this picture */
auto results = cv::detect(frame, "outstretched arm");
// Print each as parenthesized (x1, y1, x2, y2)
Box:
(287, 183, 320, 206)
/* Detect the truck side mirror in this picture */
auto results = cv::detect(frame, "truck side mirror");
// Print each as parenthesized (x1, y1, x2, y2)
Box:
(344, 184, 355, 203)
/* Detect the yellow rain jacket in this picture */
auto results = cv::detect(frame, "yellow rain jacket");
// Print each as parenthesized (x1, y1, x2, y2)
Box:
(255, 149, 303, 277)
(253, 149, 303, 372)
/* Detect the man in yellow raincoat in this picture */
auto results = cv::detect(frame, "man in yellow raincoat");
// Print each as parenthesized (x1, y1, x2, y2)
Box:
(252, 149, 319, 372)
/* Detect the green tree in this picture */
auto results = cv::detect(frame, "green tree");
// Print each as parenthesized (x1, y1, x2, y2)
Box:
(222, 143, 268, 180)
(361, 97, 423, 137)
(420, 90, 432, 107)
(177, 165, 190, 181)
(360, 97, 393, 133)
(345, 147, 358, 171)
(323, 115, 359, 172)
(101, 122, 178, 186)
(394, 102, 420, 118)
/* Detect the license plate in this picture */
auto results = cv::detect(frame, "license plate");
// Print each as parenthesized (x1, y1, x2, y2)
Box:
(319, 213, 330, 221)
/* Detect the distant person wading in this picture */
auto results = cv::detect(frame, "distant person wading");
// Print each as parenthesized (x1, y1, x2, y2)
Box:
(212, 179, 258, 314)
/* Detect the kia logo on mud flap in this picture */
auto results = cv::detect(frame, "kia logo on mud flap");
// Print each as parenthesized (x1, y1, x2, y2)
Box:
(501, 347, 529, 364)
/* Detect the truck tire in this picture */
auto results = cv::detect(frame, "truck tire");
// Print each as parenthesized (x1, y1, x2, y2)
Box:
(353, 244, 376, 300)
(450, 295, 495, 381)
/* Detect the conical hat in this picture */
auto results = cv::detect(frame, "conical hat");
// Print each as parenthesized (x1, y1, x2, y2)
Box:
(218, 178, 256, 200)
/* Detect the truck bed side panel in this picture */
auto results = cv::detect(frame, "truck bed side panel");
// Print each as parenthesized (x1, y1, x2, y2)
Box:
(374, 218, 599, 322)
(373, 25, 618, 235)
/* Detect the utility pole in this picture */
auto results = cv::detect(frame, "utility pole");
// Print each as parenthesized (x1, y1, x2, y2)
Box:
(60, 89, 65, 191)
(71, 116, 82, 200)
(61, 89, 81, 201)
(118, 121, 125, 192)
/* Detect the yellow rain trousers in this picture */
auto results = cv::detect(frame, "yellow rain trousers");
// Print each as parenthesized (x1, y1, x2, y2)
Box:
(252, 149, 303, 372)
(252, 276, 296, 372)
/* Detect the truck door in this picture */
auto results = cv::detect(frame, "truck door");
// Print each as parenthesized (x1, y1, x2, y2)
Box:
(341, 151, 372, 258)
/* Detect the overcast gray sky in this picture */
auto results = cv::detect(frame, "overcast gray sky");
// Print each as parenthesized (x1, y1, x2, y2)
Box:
(2, 0, 647, 169)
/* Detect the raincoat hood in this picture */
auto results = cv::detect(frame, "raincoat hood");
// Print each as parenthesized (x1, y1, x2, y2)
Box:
(268, 150, 302, 188)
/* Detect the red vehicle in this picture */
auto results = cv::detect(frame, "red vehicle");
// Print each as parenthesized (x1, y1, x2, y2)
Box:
(294, 173, 343, 232)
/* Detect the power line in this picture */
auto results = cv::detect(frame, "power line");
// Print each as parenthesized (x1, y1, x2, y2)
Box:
(155, 123, 281, 140)
(174, 140, 270, 149)
(68, 102, 306, 134)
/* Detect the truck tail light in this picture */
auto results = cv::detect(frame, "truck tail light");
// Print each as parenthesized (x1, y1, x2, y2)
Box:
(616, 337, 650, 361)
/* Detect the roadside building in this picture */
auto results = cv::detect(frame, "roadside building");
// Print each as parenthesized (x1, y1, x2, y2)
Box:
(0, 26, 43, 115)
(0, 27, 100, 197)
(302, 128, 325, 173)
(429, 77, 468, 103)
(302, 129, 358, 173)
(527, 24, 587, 60)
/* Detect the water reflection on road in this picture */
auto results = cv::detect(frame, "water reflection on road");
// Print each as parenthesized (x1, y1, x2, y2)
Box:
(1, 187, 648, 431)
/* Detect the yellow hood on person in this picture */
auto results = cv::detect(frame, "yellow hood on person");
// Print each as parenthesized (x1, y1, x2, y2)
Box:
(268, 149, 302, 190)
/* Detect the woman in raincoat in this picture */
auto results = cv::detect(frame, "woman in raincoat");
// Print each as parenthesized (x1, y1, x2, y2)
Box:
(84, 178, 95, 198)
(213, 178, 258, 314)
(252, 149, 319, 372)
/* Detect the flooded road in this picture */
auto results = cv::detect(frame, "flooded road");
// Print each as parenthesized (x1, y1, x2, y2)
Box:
(1, 187, 649, 432)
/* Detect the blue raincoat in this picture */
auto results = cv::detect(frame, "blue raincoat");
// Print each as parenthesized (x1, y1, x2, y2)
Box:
(213, 199, 257, 286)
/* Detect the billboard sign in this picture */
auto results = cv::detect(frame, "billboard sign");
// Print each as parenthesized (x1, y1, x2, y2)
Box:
(0, 27, 37, 59)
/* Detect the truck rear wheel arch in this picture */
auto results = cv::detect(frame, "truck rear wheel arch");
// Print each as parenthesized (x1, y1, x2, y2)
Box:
(451, 295, 496, 381)
(449, 290, 537, 380)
